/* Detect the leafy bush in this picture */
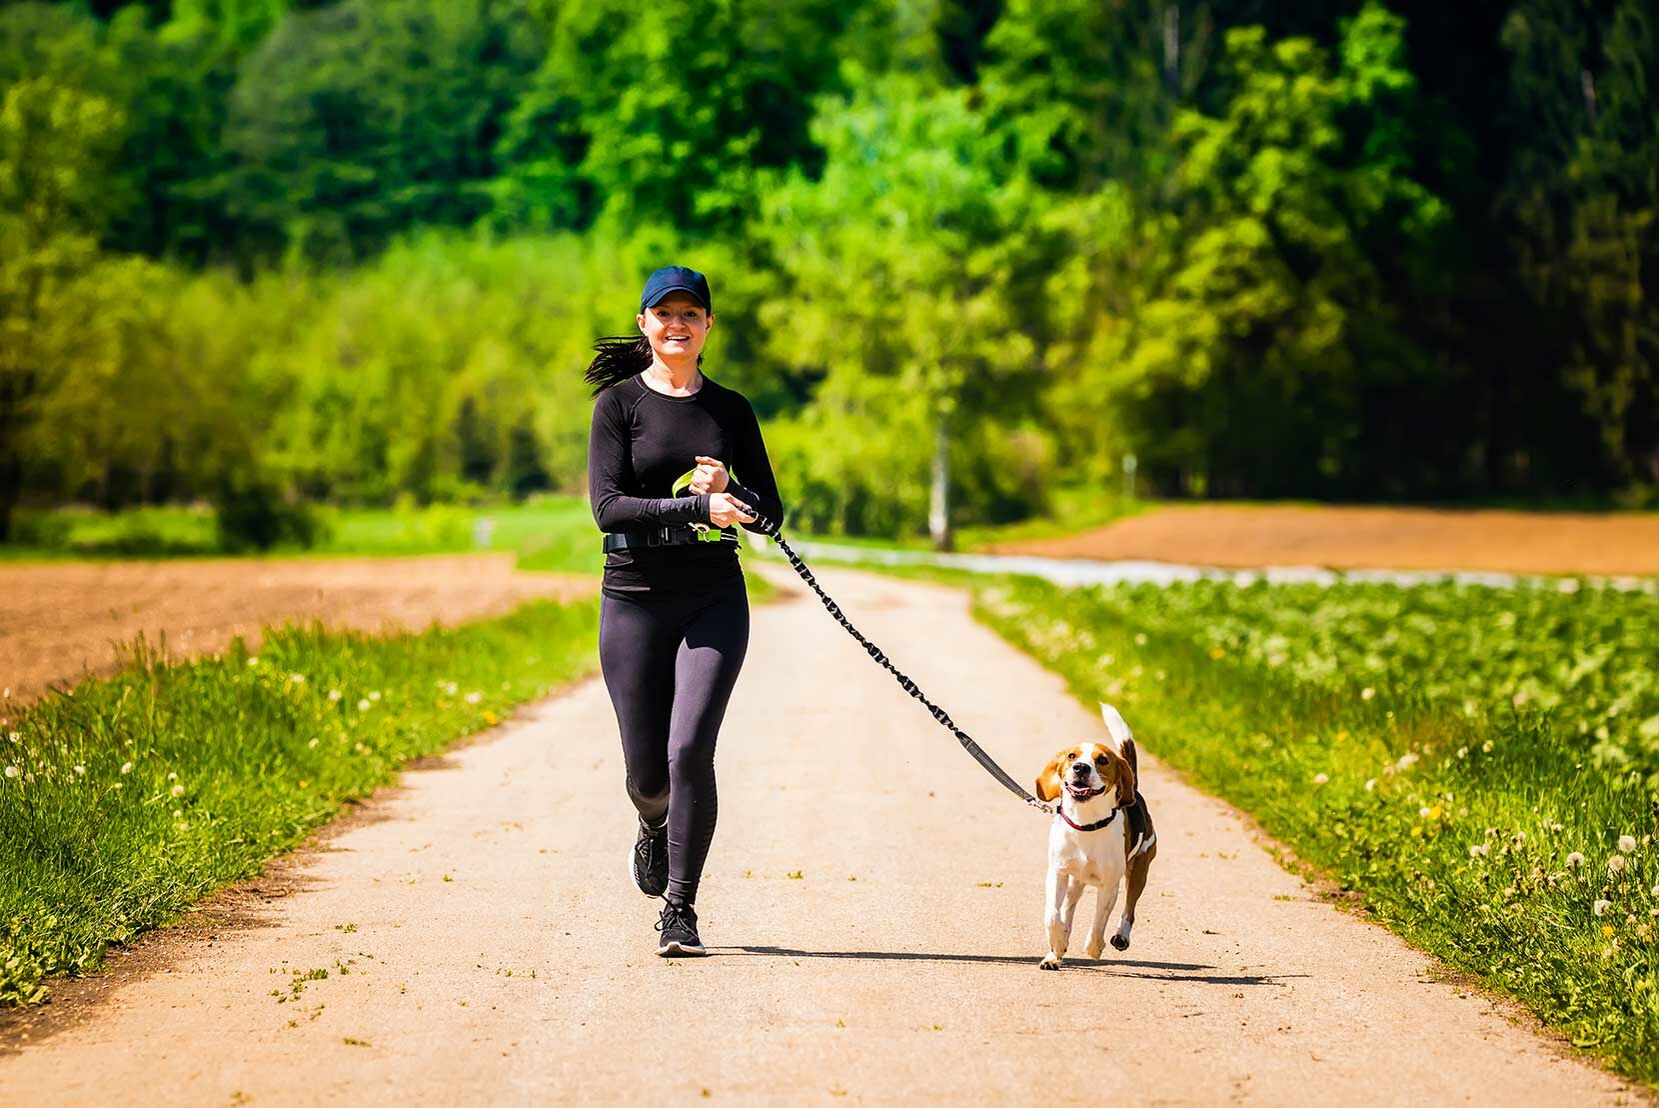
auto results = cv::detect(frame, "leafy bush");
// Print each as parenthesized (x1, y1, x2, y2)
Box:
(211, 473, 328, 553)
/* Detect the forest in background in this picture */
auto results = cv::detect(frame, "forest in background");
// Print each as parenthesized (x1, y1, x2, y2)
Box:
(2, 0, 1655, 547)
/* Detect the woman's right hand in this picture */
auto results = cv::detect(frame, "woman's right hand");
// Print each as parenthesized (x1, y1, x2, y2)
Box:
(708, 491, 756, 528)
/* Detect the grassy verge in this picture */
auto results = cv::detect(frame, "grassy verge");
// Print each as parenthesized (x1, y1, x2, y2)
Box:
(967, 575, 1659, 1085)
(0, 595, 601, 1006)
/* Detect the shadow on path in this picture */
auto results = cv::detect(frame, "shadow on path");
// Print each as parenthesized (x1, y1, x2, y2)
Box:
(717, 945, 1300, 985)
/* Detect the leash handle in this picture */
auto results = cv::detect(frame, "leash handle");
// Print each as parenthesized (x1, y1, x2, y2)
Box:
(746, 511, 1055, 815)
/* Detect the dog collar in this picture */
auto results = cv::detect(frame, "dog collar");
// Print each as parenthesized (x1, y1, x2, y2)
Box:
(1057, 806, 1122, 833)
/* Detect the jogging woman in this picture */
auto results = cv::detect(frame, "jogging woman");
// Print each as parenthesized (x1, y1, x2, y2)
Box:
(584, 264, 785, 957)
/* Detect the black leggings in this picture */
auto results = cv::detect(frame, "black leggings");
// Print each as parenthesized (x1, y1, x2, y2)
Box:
(598, 575, 749, 904)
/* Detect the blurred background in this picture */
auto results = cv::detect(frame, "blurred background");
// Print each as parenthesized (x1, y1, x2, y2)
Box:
(1, 0, 1655, 559)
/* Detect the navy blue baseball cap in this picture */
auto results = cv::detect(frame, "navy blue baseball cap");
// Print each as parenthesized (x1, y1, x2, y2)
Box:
(639, 264, 712, 313)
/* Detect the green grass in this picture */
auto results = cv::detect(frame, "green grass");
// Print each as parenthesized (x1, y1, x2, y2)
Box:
(965, 574, 1659, 1086)
(3, 484, 1143, 566)
(0, 561, 792, 1008)
(0, 596, 602, 1006)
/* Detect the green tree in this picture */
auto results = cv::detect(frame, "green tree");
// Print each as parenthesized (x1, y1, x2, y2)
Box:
(218, 0, 545, 263)
(1113, 3, 1445, 495)
(0, 74, 126, 539)
(757, 67, 1041, 547)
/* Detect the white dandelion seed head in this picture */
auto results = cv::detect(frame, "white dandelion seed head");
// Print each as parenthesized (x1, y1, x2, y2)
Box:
(74, 764, 85, 775)
(369, 690, 381, 701)
(3, 765, 17, 779)
(1469, 844, 1489, 858)
(247, 656, 259, 667)
(1566, 851, 1585, 868)
(358, 699, 371, 711)
(1313, 773, 1329, 785)
(1593, 899, 1612, 917)
(1608, 854, 1627, 875)
(1364, 778, 1377, 792)
(120, 761, 133, 774)
(465, 691, 483, 704)
(328, 689, 343, 702)
(1396, 752, 1419, 771)
(170, 783, 185, 798)
(1618, 835, 1637, 853)
(172, 808, 182, 819)
(290, 673, 306, 684)
(167, 771, 177, 781)
(1419, 807, 1433, 819)
(1361, 687, 1376, 701)
(308, 738, 320, 749)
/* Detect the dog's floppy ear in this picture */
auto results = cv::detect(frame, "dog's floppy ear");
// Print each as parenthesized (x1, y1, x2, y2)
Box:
(1106, 744, 1136, 807)
(1034, 751, 1065, 803)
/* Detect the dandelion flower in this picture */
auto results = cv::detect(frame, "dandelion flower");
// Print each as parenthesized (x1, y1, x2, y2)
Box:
(1602, 924, 1615, 937)
(1481, 741, 1493, 753)
(1594, 899, 1611, 916)
(1609, 854, 1627, 875)
(1566, 852, 1585, 868)
(171, 783, 185, 798)
(1313, 773, 1329, 785)
(3, 765, 17, 779)
(120, 761, 133, 774)
(1619, 835, 1637, 853)
(1457, 746, 1468, 758)
(248, 656, 259, 667)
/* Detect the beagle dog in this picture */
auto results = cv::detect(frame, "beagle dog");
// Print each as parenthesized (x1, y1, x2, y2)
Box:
(1033, 702, 1158, 970)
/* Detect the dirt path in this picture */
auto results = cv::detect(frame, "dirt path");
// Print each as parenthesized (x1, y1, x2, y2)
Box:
(0, 554, 598, 703)
(0, 563, 1638, 1105)
(985, 504, 1659, 576)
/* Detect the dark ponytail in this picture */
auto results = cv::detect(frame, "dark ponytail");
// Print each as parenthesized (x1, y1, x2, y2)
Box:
(584, 333, 705, 397)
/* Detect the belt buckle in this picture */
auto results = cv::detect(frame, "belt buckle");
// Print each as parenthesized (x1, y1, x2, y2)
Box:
(653, 526, 671, 546)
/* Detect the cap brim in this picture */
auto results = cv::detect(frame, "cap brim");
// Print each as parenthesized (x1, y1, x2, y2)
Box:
(643, 284, 710, 310)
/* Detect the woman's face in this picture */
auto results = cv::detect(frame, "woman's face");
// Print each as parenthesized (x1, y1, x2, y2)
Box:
(638, 291, 713, 364)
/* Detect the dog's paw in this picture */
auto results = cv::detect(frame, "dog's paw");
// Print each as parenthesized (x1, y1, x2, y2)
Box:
(1038, 955, 1062, 971)
(1110, 933, 1130, 951)
(1085, 940, 1105, 960)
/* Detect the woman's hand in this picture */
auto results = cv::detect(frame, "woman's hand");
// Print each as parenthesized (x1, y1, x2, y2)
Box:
(688, 454, 730, 495)
(708, 491, 756, 528)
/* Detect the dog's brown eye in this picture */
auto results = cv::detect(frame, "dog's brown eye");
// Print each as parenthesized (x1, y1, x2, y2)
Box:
(1066, 752, 1077, 760)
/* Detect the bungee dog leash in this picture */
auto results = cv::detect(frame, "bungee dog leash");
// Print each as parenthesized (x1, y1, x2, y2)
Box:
(736, 505, 1060, 818)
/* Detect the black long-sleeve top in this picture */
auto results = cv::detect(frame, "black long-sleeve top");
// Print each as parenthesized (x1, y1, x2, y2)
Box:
(586, 371, 786, 597)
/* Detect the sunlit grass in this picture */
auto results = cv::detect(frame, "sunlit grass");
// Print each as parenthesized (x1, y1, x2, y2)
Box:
(0, 596, 601, 1006)
(968, 573, 1659, 1086)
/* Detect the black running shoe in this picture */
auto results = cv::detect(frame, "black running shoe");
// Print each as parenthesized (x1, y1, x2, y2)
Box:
(654, 899, 705, 957)
(631, 817, 668, 898)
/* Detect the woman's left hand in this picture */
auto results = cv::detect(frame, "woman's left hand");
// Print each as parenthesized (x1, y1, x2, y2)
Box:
(689, 454, 730, 495)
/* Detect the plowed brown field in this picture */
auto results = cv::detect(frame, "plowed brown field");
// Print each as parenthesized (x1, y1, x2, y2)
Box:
(983, 504, 1659, 576)
(0, 554, 598, 703)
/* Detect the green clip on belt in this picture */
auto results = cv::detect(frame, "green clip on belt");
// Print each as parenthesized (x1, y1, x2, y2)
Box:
(672, 465, 743, 547)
